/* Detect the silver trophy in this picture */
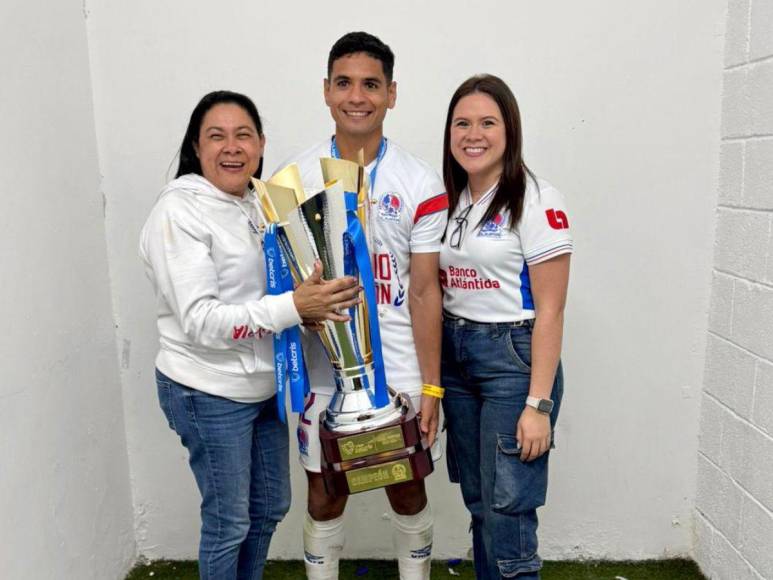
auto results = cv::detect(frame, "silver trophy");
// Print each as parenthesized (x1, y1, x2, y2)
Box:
(252, 160, 433, 495)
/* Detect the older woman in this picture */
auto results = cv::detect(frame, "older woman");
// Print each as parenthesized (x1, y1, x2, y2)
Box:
(140, 90, 359, 580)
(439, 75, 573, 579)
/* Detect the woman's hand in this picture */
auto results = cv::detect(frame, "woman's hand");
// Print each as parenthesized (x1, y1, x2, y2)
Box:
(516, 406, 551, 462)
(293, 261, 361, 323)
(419, 395, 441, 447)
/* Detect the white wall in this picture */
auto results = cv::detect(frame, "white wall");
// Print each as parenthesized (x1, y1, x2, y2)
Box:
(694, 0, 773, 578)
(0, 1, 135, 578)
(84, 0, 726, 561)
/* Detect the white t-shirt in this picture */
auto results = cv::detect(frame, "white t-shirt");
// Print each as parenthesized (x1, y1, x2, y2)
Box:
(439, 177, 573, 322)
(276, 138, 447, 394)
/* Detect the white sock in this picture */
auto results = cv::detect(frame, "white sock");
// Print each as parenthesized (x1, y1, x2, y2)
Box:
(303, 512, 345, 580)
(391, 504, 433, 580)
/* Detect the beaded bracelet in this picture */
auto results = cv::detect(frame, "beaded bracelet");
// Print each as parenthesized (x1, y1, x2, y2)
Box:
(422, 384, 445, 399)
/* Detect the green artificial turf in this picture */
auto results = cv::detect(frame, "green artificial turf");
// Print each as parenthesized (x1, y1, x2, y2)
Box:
(125, 558, 706, 579)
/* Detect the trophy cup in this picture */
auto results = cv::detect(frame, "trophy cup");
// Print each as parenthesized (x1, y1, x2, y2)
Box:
(252, 159, 433, 495)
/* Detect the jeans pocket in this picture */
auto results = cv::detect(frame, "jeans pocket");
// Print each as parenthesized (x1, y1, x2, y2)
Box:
(492, 434, 548, 514)
(155, 369, 180, 432)
(156, 380, 176, 432)
(505, 329, 532, 373)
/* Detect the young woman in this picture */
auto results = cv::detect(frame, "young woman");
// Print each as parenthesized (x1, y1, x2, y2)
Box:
(439, 75, 573, 579)
(140, 90, 360, 579)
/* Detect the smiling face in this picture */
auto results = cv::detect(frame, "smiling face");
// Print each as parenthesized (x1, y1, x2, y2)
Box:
(194, 103, 264, 196)
(324, 52, 396, 143)
(449, 92, 507, 191)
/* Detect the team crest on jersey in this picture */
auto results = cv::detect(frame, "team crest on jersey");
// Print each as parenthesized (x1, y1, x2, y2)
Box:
(378, 192, 403, 222)
(478, 213, 505, 238)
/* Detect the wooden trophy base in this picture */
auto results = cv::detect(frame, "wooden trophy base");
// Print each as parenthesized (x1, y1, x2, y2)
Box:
(319, 406, 434, 495)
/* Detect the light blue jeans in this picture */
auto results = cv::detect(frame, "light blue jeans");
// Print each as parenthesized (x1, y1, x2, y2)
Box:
(441, 317, 563, 579)
(156, 369, 290, 580)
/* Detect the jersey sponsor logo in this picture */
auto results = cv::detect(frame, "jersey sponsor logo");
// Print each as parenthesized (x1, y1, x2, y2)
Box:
(232, 325, 271, 340)
(439, 269, 448, 288)
(445, 265, 501, 290)
(377, 192, 403, 222)
(373, 251, 406, 306)
(545, 208, 569, 229)
(478, 213, 505, 238)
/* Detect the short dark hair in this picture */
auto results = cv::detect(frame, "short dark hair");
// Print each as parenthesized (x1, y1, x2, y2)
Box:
(442, 74, 535, 230)
(176, 90, 264, 179)
(327, 31, 395, 82)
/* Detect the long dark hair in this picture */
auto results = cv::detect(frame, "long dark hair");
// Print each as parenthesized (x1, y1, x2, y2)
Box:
(176, 90, 264, 179)
(442, 74, 534, 230)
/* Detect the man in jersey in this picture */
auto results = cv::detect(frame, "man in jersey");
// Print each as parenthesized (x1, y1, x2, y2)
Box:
(276, 32, 447, 580)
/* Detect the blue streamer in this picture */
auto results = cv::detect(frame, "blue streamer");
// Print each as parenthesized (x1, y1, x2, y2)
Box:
(344, 192, 389, 408)
(341, 229, 368, 392)
(264, 224, 309, 422)
(277, 243, 309, 412)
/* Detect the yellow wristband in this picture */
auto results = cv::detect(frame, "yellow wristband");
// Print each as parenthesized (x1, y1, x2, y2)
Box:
(422, 384, 445, 399)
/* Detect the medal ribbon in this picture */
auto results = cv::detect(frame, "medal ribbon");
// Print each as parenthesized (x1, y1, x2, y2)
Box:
(331, 136, 387, 195)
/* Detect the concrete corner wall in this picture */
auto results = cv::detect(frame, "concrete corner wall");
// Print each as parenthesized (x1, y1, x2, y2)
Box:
(0, 2, 135, 578)
(694, 1, 773, 578)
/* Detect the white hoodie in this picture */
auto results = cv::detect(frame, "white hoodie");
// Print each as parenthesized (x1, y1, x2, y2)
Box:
(140, 174, 301, 402)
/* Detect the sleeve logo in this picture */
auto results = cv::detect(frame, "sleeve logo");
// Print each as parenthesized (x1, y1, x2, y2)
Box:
(232, 325, 270, 340)
(545, 209, 569, 230)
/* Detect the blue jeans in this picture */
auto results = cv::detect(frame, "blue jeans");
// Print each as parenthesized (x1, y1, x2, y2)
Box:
(156, 369, 291, 580)
(441, 317, 563, 579)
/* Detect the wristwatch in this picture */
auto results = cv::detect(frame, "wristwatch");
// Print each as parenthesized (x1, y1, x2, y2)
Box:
(526, 396, 554, 414)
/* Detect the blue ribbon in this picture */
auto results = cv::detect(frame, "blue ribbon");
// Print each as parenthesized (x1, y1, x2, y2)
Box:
(264, 224, 309, 422)
(344, 192, 389, 408)
(331, 136, 387, 195)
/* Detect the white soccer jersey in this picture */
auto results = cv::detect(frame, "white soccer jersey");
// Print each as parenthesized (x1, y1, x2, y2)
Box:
(439, 178, 573, 322)
(276, 138, 448, 395)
